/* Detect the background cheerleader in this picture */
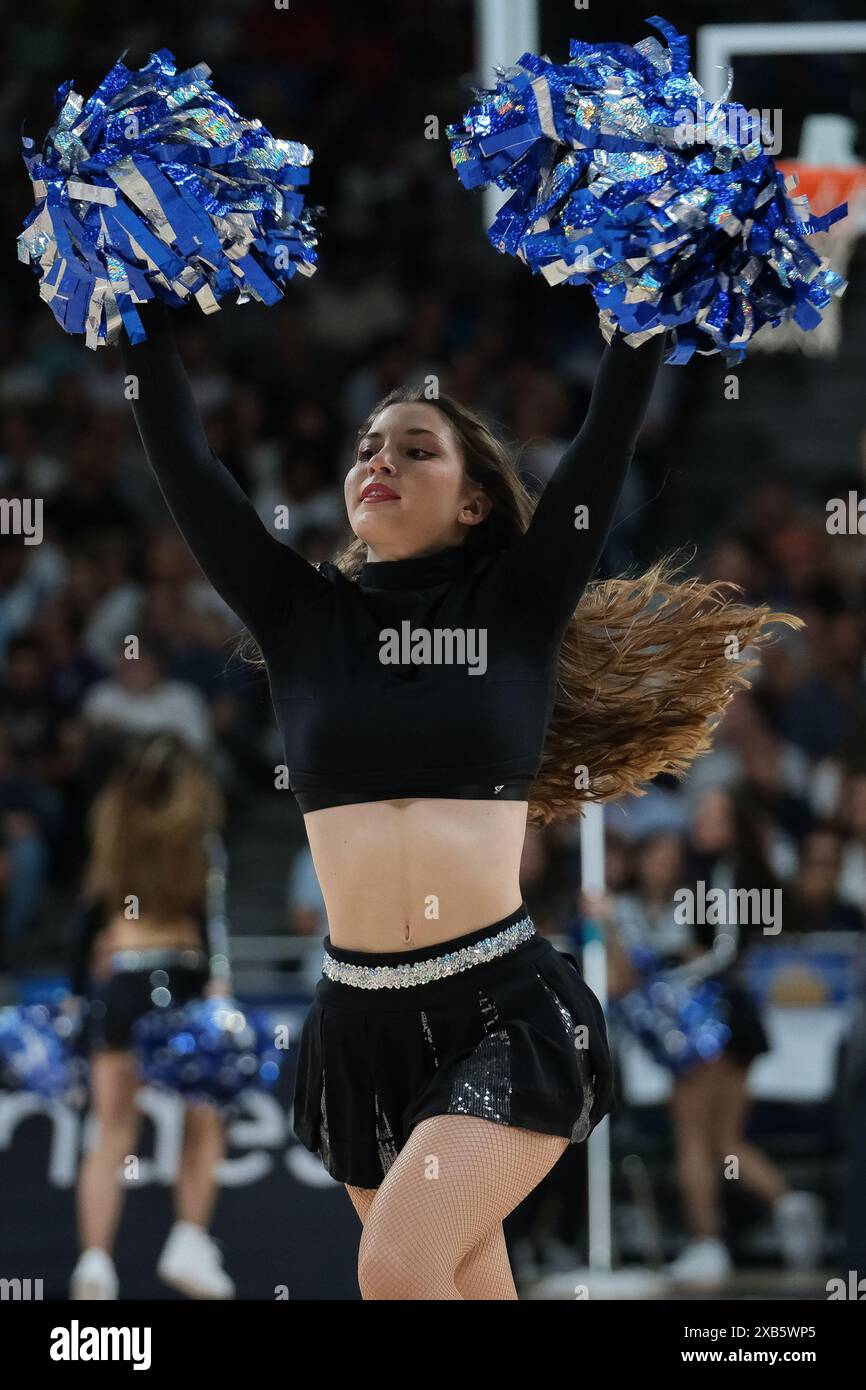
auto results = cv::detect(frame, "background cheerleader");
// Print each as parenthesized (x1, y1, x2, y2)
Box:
(600, 799, 823, 1287)
(66, 733, 235, 1300)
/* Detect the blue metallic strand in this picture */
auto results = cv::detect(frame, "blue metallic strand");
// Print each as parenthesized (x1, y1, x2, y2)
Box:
(19, 49, 320, 348)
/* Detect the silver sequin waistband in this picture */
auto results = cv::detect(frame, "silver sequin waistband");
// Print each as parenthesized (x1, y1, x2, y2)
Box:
(110, 947, 208, 974)
(321, 916, 536, 989)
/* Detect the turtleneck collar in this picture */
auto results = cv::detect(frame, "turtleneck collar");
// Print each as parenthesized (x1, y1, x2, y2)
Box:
(357, 543, 471, 592)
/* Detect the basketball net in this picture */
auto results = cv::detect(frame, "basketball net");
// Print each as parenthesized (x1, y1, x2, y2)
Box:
(753, 114, 866, 357)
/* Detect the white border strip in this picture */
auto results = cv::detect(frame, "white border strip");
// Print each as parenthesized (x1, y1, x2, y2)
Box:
(697, 21, 866, 101)
(475, 0, 541, 227)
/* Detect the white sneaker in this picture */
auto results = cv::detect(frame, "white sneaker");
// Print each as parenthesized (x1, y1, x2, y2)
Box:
(665, 1237, 733, 1288)
(70, 1248, 118, 1300)
(773, 1190, 824, 1271)
(157, 1221, 235, 1299)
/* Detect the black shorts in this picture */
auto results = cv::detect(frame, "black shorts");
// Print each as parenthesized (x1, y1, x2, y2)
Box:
(292, 904, 613, 1190)
(86, 954, 210, 1052)
(717, 974, 770, 1069)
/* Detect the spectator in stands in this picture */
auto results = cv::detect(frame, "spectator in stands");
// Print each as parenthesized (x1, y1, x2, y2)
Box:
(607, 769, 690, 842)
(308, 233, 407, 360)
(34, 599, 105, 713)
(784, 825, 865, 934)
(255, 448, 346, 548)
(780, 584, 866, 761)
(0, 406, 64, 498)
(685, 689, 811, 854)
(838, 769, 866, 911)
(74, 534, 143, 671)
(0, 633, 65, 778)
(43, 430, 137, 545)
(0, 723, 52, 960)
(81, 634, 212, 753)
(0, 530, 64, 663)
(0, 618, 96, 884)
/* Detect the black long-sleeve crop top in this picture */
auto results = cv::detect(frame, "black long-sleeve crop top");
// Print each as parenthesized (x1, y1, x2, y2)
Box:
(120, 303, 665, 814)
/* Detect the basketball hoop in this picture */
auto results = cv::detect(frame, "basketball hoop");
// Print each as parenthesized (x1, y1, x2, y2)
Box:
(753, 115, 866, 357)
(776, 162, 866, 223)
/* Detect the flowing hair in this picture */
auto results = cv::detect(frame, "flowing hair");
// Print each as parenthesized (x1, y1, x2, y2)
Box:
(83, 733, 224, 919)
(240, 385, 801, 826)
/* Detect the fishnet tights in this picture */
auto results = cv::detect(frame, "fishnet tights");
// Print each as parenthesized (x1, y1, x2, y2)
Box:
(346, 1114, 569, 1299)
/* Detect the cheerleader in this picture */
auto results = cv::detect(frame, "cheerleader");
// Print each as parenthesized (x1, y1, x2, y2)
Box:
(67, 733, 235, 1300)
(115, 296, 789, 1300)
(603, 810, 824, 1286)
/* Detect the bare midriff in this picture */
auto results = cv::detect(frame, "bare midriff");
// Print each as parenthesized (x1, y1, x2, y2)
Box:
(303, 797, 528, 951)
(103, 912, 204, 954)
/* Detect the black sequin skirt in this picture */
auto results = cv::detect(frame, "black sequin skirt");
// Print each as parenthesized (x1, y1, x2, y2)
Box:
(291, 904, 613, 1190)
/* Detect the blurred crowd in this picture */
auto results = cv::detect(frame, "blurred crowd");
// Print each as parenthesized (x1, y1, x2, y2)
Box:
(0, 0, 865, 981)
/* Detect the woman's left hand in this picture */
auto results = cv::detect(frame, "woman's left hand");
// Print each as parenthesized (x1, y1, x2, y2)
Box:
(205, 978, 232, 998)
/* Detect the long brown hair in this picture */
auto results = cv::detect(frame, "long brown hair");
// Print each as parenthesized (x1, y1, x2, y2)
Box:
(83, 733, 224, 920)
(243, 386, 801, 826)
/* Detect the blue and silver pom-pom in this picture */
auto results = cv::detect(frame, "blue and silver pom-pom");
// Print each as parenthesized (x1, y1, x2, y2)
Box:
(447, 15, 848, 363)
(0, 1001, 86, 1101)
(132, 995, 283, 1107)
(18, 49, 319, 349)
(612, 947, 732, 1076)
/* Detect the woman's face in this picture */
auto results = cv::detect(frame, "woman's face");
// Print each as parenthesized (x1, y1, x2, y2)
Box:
(844, 774, 866, 839)
(637, 833, 684, 893)
(692, 788, 735, 853)
(344, 401, 490, 560)
(797, 831, 842, 900)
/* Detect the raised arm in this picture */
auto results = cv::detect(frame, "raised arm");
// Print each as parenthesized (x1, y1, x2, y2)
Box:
(501, 329, 667, 633)
(119, 301, 328, 646)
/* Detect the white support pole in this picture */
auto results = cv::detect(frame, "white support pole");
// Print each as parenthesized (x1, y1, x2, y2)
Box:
(474, 0, 540, 229)
(580, 800, 611, 1271)
(697, 21, 866, 102)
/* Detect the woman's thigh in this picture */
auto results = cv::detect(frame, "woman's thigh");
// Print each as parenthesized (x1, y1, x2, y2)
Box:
(709, 1056, 751, 1148)
(345, 1184, 378, 1224)
(359, 1115, 568, 1263)
(669, 1058, 725, 1144)
(88, 1050, 141, 1130)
